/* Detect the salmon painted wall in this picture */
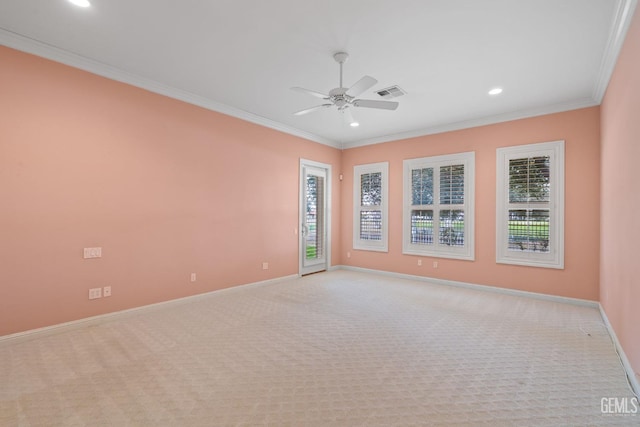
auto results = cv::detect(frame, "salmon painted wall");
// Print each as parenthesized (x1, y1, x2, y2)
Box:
(0, 46, 341, 336)
(600, 6, 640, 385)
(341, 107, 601, 301)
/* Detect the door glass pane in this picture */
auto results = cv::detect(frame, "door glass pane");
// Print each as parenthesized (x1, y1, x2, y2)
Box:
(305, 174, 325, 261)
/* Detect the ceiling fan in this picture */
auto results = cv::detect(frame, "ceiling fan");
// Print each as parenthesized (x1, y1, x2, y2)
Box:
(291, 52, 399, 126)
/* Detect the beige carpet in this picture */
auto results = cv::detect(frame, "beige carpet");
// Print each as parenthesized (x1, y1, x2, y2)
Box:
(0, 270, 637, 426)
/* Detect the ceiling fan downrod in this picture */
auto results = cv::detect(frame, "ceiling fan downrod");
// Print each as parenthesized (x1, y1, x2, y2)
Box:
(334, 52, 349, 89)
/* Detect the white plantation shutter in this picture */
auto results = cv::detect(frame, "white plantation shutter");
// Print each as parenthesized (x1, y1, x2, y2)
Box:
(354, 163, 388, 252)
(507, 156, 550, 253)
(410, 167, 434, 245)
(359, 172, 382, 241)
(496, 141, 564, 269)
(438, 164, 465, 247)
(403, 152, 475, 260)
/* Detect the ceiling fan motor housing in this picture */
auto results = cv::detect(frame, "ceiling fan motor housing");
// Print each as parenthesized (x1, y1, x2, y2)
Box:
(329, 87, 352, 108)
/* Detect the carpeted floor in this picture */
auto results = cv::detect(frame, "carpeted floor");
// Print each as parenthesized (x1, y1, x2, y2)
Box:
(0, 270, 637, 426)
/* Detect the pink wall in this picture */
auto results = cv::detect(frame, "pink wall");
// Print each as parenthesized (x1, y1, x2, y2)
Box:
(0, 34, 625, 351)
(0, 46, 341, 336)
(341, 107, 601, 301)
(600, 6, 640, 384)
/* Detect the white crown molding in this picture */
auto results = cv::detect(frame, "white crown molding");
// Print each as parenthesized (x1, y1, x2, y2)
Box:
(592, 0, 638, 103)
(3, 0, 636, 153)
(0, 29, 341, 149)
(342, 97, 598, 149)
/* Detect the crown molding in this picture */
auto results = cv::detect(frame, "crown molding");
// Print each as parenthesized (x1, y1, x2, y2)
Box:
(592, 0, 638, 102)
(3, 0, 636, 153)
(342, 97, 598, 149)
(0, 29, 341, 149)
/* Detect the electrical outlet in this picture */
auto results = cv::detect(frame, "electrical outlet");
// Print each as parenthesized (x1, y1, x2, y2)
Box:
(190, 273, 196, 282)
(103, 286, 111, 297)
(417, 259, 422, 266)
(433, 261, 438, 268)
(89, 288, 102, 300)
(347, 252, 351, 258)
(262, 262, 269, 270)
(83, 247, 102, 259)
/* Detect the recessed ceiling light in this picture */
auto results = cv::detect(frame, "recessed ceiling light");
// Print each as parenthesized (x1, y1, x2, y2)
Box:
(488, 87, 503, 95)
(69, 0, 91, 7)
(350, 122, 360, 127)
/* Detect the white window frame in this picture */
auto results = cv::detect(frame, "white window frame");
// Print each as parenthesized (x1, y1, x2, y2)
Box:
(402, 152, 475, 260)
(353, 162, 388, 252)
(496, 140, 564, 269)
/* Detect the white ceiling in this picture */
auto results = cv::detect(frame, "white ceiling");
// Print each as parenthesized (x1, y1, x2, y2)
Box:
(0, 0, 636, 149)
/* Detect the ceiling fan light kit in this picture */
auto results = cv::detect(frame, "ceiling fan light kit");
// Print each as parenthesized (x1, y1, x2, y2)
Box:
(291, 52, 399, 126)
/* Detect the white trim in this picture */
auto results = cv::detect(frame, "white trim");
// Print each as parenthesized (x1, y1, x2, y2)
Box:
(340, 265, 640, 394)
(299, 159, 332, 276)
(342, 98, 597, 149)
(353, 162, 389, 252)
(0, 29, 340, 149)
(5, 1, 635, 153)
(2, 0, 635, 151)
(599, 304, 640, 397)
(0, 25, 621, 154)
(338, 265, 598, 308)
(496, 140, 565, 269)
(0, 274, 298, 346)
(593, 0, 639, 102)
(403, 152, 475, 261)
(343, 0, 637, 152)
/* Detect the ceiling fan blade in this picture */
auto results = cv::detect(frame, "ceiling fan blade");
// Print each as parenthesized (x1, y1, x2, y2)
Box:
(343, 107, 357, 126)
(345, 76, 377, 97)
(294, 104, 333, 116)
(291, 87, 330, 100)
(353, 99, 399, 110)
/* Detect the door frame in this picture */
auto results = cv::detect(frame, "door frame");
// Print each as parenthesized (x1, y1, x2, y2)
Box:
(299, 158, 332, 276)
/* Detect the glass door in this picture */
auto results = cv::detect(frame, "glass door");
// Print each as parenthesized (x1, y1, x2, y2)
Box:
(300, 162, 328, 275)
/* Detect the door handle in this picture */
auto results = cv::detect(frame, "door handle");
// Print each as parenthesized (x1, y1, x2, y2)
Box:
(301, 224, 308, 237)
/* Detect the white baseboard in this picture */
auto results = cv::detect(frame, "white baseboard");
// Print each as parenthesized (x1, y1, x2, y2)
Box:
(336, 265, 639, 396)
(0, 274, 298, 346)
(336, 265, 599, 308)
(599, 304, 640, 397)
(4, 265, 637, 398)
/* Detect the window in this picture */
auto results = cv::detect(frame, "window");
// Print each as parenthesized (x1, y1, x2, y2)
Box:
(403, 152, 475, 260)
(353, 162, 388, 252)
(496, 140, 564, 269)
